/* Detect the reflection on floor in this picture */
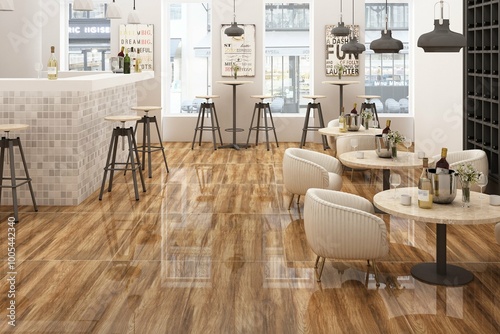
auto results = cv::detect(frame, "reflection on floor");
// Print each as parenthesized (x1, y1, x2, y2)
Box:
(0, 142, 498, 333)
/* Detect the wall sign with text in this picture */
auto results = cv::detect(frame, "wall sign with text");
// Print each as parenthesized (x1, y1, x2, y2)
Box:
(119, 24, 154, 71)
(221, 24, 256, 77)
(325, 24, 361, 77)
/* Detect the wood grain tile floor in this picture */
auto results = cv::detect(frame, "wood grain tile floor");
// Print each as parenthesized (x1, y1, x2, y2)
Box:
(0, 142, 498, 333)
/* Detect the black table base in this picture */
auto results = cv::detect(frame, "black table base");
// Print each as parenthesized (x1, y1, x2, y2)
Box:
(411, 263, 474, 286)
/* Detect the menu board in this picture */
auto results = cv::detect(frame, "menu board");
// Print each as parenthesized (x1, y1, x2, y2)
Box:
(325, 24, 360, 77)
(119, 24, 154, 71)
(221, 24, 256, 77)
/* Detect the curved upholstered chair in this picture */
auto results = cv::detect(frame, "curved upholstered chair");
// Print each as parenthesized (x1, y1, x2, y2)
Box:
(495, 223, 500, 244)
(283, 148, 343, 209)
(325, 119, 339, 151)
(431, 149, 488, 192)
(304, 188, 389, 284)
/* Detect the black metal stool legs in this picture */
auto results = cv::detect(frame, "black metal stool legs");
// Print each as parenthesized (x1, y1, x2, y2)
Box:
(246, 102, 279, 151)
(300, 102, 330, 150)
(192, 102, 223, 151)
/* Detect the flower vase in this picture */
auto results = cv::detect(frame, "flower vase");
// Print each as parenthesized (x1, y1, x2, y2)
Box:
(363, 117, 370, 129)
(338, 73, 342, 80)
(391, 145, 397, 159)
(234, 72, 238, 80)
(461, 181, 471, 207)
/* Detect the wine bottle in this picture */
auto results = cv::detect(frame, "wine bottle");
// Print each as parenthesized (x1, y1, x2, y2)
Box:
(350, 103, 358, 114)
(124, 52, 131, 74)
(382, 120, 391, 134)
(134, 48, 142, 73)
(435, 148, 449, 174)
(47, 46, 58, 80)
(339, 107, 347, 133)
(418, 158, 433, 209)
(118, 46, 125, 57)
(129, 47, 136, 73)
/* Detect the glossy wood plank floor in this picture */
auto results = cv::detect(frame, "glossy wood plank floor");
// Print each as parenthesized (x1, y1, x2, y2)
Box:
(0, 142, 499, 333)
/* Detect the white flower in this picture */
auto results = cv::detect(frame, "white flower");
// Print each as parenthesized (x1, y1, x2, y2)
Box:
(456, 163, 481, 183)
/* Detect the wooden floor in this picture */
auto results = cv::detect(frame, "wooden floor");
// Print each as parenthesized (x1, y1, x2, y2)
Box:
(0, 142, 499, 333)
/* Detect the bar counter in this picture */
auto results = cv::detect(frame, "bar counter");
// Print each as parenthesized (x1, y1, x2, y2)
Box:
(0, 71, 154, 206)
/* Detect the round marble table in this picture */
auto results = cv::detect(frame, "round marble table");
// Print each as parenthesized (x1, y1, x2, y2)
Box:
(374, 187, 500, 286)
(318, 126, 382, 156)
(339, 150, 433, 190)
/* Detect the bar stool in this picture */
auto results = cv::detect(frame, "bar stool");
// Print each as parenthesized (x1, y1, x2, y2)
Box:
(358, 95, 381, 128)
(245, 95, 279, 151)
(0, 124, 38, 223)
(131, 106, 169, 178)
(191, 95, 223, 150)
(99, 115, 146, 201)
(300, 95, 330, 150)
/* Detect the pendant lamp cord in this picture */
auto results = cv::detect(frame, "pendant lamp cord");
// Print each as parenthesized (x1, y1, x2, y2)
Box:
(340, 0, 343, 22)
(384, 0, 388, 33)
(351, 0, 355, 38)
(439, 0, 444, 25)
(233, 0, 236, 22)
(133, 0, 136, 11)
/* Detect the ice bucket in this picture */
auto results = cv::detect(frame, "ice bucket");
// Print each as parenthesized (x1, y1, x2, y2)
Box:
(428, 168, 458, 204)
(109, 56, 124, 73)
(344, 114, 360, 131)
(375, 134, 391, 158)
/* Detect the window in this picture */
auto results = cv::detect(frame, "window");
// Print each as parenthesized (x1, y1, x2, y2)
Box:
(365, 2, 410, 114)
(265, 2, 310, 114)
(68, 2, 111, 71)
(168, 2, 212, 114)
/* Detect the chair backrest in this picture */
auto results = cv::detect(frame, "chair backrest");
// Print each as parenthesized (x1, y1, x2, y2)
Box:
(335, 135, 377, 158)
(399, 98, 409, 113)
(496, 223, 500, 244)
(304, 188, 388, 260)
(385, 98, 400, 113)
(270, 97, 284, 113)
(327, 119, 339, 128)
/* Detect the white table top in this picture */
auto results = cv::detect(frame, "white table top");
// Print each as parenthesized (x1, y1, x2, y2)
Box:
(358, 95, 381, 100)
(217, 80, 253, 86)
(318, 126, 382, 137)
(0, 124, 29, 132)
(374, 187, 500, 225)
(131, 106, 162, 112)
(322, 80, 360, 86)
(339, 150, 434, 170)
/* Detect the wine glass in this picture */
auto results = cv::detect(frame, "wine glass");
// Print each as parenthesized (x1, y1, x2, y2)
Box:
(350, 138, 359, 152)
(34, 62, 43, 79)
(389, 173, 401, 199)
(403, 136, 412, 160)
(477, 173, 488, 198)
(372, 119, 379, 128)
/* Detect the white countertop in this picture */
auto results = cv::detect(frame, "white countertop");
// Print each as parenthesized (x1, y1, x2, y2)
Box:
(0, 71, 154, 92)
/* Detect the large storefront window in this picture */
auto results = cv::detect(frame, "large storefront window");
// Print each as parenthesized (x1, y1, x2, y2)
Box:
(169, 2, 212, 114)
(68, 2, 111, 71)
(265, 3, 310, 114)
(365, 1, 410, 114)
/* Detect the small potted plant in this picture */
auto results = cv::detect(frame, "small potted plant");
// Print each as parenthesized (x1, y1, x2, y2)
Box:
(334, 63, 345, 80)
(231, 62, 240, 79)
(387, 130, 404, 158)
(456, 163, 481, 207)
(360, 109, 373, 129)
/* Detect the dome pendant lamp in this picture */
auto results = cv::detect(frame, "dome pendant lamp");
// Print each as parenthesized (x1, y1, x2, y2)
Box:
(332, 0, 350, 37)
(225, 0, 244, 37)
(341, 0, 365, 56)
(128, 0, 140, 24)
(73, 0, 94, 11)
(370, 0, 403, 53)
(0, 0, 15, 11)
(417, 0, 465, 52)
(106, 0, 122, 19)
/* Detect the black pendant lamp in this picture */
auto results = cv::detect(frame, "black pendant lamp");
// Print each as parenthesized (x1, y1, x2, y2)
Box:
(370, 0, 403, 53)
(225, 0, 244, 37)
(341, 0, 365, 56)
(417, 0, 465, 52)
(332, 0, 350, 37)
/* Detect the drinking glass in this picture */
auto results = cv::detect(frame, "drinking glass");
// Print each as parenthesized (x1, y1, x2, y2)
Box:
(350, 138, 359, 152)
(477, 173, 488, 197)
(372, 120, 379, 128)
(34, 62, 43, 79)
(389, 173, 401, 199)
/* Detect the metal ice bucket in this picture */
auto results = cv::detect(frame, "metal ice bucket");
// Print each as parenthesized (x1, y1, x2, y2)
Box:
(375, 134, 391, 158)
(109, 56, 124, 73)
(344, 114, 360, 131)
(428, 168, 458, 204)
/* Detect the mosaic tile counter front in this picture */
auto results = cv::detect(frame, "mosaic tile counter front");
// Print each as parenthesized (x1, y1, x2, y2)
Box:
(0, 84, 137, 206)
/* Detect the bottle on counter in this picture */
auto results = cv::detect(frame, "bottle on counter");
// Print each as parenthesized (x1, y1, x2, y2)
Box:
(350, 102, 358, 114)
(47, 46, 58, 80)
(382, 119, 391, 134)
(435, 148, 449, 174)
(124, 52, 131, 74)
(118, 46, 125, 57)
(339, 107, 347, 133)
(129, 47, 136, 73)
(418, 158, 433, 209)
(134, 48, 142, 73)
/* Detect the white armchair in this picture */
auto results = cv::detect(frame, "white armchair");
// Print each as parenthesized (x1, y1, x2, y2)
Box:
(283, 148, 343, 209)
(304, 188, 388, 284)
(431, 149, 488, 192)
(326, 119, 339, 151)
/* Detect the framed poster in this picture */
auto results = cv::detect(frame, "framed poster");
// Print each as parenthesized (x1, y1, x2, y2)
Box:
(221, 24, 256, 77)
(119, 24, 154, 71)
(325, 24, 360, 77)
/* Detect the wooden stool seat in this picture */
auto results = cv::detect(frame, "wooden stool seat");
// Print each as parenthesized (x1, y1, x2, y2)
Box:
(105, 115, 142, 123)
(195, 95, 220, 100)
(0, 124, 30, 132)
(131, 106, 162, 112)
(303, 95, 326, 100)
(251, 95, 273, 100)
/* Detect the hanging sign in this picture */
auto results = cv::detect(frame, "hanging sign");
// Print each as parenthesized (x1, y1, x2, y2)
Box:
(119, 24, 154, 71)
(221, 24, 256, 77)
(325, 24, 361, 77)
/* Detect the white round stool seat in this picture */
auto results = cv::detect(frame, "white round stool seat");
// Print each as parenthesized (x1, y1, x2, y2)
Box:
(195, 95, 219, 100)
(105, 115, 142, 123)
(357, 95, 380, 100)
(251, 95, 273, 100)
(304, 95, 326, 100)
(0, 124, 29, 132)
(131, 106, 162, 113)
